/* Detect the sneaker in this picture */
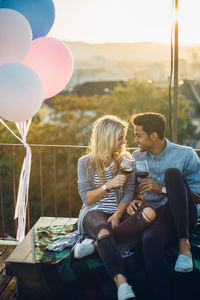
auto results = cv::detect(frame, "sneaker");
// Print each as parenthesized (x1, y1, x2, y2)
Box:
(118, 283, 135, 300)
(174, 254, 193, 272)
(74, 238, 94, 259)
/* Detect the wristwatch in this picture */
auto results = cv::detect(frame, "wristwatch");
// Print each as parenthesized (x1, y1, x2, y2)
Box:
(102, 184, 108, 191)
(161, 186, 167, 194)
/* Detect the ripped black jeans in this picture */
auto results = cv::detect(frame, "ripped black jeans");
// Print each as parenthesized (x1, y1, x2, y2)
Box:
(82, 205, 155, 279)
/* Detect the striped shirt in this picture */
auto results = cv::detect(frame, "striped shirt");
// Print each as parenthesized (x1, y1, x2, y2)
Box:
(90, 162, 118, 214)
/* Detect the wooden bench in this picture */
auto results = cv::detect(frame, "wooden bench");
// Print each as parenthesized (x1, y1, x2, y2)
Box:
(6, 217, 77, 299)
(6, 216, 200, 300)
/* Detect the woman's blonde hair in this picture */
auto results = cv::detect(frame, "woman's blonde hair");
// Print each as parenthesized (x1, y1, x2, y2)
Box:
(87, 115, 128, 184)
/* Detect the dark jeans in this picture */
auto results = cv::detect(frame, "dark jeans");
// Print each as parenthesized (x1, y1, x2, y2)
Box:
(83, 205, 153, 279)
(141, 168, 198, 300)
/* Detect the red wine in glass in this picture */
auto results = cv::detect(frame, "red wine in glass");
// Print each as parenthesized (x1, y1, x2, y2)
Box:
(120, 167, 133, 175)
(136, 171, 149, 178)
(135, 161, 149, 178)
(135, 160, 149, 197)
(119, 158, 134, 192)
(119, 158, 134, 175)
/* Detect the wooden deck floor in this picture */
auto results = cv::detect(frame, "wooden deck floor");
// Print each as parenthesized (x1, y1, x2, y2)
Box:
(0, 243, 17, 300)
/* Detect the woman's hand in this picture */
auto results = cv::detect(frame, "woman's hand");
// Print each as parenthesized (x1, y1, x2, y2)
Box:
(108, 202, 127, 229)
(127, 199, 143, 215)
(106, 174, 127, 190)
(107, 213, 120, 229)
(86, 175, 127, 206)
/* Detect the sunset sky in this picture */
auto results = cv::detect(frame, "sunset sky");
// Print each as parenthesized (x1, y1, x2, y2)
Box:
(48, 0, 200, 45)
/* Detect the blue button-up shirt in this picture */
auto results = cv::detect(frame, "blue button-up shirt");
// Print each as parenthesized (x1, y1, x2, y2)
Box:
(133, 139, 200, 209)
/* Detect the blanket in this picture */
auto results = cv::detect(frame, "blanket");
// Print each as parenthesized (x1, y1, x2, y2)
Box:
(34, 222, 77, 263)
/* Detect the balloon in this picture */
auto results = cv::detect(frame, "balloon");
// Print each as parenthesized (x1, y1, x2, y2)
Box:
(0, 9, 32, 66)
(0, 63, 43, 122)
(0, 0, 55, 39)
(23, 37, 74, 99)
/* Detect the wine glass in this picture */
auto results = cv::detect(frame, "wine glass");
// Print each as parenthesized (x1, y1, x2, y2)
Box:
(135, 160, 149, 178)
(135, 160, 149, 198)
(119, 158, 134, 175)
(118, 158, 134, 192)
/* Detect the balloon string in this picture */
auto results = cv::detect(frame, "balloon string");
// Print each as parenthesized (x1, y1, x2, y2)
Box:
(0, 118, 23, 144)
(15, 120, 32, 242)
(0, 117, 32, 242)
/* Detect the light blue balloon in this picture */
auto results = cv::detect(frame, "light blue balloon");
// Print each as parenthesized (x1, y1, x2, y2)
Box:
(0, 0, 55, 39)
(0, 62, 43, 122)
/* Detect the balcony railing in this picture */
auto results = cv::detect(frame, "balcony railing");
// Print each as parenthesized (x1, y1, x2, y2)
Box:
(0, 143, 199, 241)
(0, 143, 88, 240)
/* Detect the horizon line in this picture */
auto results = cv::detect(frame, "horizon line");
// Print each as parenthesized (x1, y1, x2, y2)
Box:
(60, 40, 200, 47)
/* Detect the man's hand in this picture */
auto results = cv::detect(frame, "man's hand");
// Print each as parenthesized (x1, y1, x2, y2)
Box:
(107, 214, 120, 229)
(127, 199, 143, 215)
(139, 178, 162, 194)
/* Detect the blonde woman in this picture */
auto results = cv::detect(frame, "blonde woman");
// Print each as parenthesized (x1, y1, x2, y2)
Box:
(75, 115, 156, 300)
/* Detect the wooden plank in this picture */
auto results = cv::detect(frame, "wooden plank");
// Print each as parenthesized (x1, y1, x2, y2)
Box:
(0, 273, 12, 295)
(0, 245, 17, 300)
(5, 230, 34, 263)
(0, 277, 16, 300)
(0, 246, 16, 273)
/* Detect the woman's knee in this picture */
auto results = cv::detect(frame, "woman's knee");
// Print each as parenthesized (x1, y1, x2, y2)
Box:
(96, 222, 112, 238)
(98, 228, 110, 238)
(142, 207, 156, 223)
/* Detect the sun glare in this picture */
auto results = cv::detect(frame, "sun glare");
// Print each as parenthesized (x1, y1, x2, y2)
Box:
(49, 0, 200, 45)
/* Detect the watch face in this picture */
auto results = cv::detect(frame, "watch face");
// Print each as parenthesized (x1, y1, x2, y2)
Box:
(162, 186, 167, 194)
(102, 184, 107, 191)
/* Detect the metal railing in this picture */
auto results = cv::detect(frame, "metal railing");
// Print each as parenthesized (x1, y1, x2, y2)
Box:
(0, 143, 199, 240)
(0, 143, 88, 240)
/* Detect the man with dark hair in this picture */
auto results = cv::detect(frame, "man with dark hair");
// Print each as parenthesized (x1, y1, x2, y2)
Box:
(128, 112, 200, 300)
(131, 112, 166, 139)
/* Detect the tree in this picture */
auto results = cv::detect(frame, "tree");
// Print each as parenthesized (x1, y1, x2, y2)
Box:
(0, 80, 197, 236)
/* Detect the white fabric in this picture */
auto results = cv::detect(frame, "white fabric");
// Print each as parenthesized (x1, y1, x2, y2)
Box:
(0, 118, 32, 242)
(47, 230, 82, 251)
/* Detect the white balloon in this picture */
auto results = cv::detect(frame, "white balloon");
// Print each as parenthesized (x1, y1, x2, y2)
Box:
(0, 8, 32, 66)
(0, 63, 43, 122)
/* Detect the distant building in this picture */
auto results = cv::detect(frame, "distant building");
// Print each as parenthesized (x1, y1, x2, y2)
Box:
(150, 63, 166, 81)
(179, 79, 200, 148)
(179, 59, 187, 80)
(191, 63, 200, 80)
(71, 80, 125, 96)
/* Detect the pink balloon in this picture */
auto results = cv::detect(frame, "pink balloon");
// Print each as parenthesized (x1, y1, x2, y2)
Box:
(22, 37, 74, 99)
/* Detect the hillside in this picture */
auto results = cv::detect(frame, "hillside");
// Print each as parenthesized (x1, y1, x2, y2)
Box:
(64, 41, 200, 64)
(62, 41, 200, 90)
